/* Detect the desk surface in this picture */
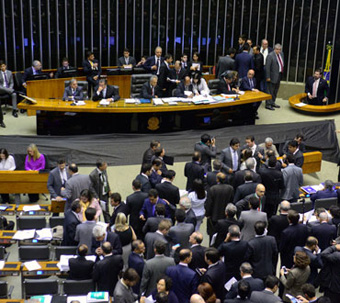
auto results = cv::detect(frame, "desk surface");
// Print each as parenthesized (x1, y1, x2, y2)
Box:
(18, 91, 271, 113)
(289, 93, 340, 113)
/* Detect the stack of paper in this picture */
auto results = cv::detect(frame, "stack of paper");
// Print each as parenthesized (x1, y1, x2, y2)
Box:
(153, 98, 164, 105)
(125, 98, 140, 104)
(99, 99, 110, 106)
(23, 205, 41, 212)
(12, 229, 36, 240)
(75, 101, 86, 106)
(57, 255, 77, 272)
(24, 260, 42, 271)
(35, 228, 53, 241)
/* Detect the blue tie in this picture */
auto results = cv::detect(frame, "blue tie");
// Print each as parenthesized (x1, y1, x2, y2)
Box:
(233, 151, 238, 171)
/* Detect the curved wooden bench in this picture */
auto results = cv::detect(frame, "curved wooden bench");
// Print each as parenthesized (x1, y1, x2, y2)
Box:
(289, 93, 340, 113)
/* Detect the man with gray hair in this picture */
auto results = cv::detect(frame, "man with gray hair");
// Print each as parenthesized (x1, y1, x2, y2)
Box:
(62, 78, 84, 101)
(143, 46, 164, 75)
(265, 43, 284, 110)
(140, 75, 161, 99)
(268, 200, 290, 247)
(22, 60, 53, 88)
(259, 137, 279, 157)
(91, 224, 122, 256)
(310, 180, 338, 208)
(179, 196, 197, 228)
(93, 78, 120, 102)
(225, 262, 264, 300)
(311, 211, 337, 251)
(233, 158, 262, 189)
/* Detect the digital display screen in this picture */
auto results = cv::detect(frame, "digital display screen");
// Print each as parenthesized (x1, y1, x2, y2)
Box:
(37, 270, 43, 275)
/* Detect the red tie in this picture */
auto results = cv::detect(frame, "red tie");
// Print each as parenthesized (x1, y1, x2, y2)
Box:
(277, 54, 283, 72)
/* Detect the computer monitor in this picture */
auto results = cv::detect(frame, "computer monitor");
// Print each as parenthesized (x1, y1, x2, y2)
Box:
(60, 68, 78, 78)
(30, 74, 49, 81)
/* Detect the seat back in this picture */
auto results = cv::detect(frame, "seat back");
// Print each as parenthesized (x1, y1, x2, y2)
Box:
(130, 74, 153, 98)
(64, 80, 88, 99)
(63, 279, 95, 295)
(54, 246, 77, 260)
(49, 217, 65, 228)
(19, 245, 50, 261)
(0, 246, 8, 261)
(14, 72, 23, 89)
(208, 79, 220, 95)
(315, 197, 338, 210)
(0, 281, 8, 298)
(16, 216, 46, 230)
(113, 85, 120, 97)
(290, 201, 313, 213)
(23, 278, 58, 298)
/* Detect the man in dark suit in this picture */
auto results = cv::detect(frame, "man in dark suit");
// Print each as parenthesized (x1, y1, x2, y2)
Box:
(174, 75, 194, 98)
(82, 51, 101, 97)
(180, 197, 198, 228)
(206, 160, 222, 189)
(220, 137, 241, 178)
(311, 180, 338, 208)
(62, 78, 84, 101)
(126, 179, 149, 240)
(217, 225, 248, 281)
(258, 156, 284, 218)
(55, 57, 76, 78)
(149, 159, 163, 188)
(69, 244, 94, 280)
(280, 210, 309, 268)
(158, 53, 173, 97)
(242, 135, 265, 171)
(239, 69, 259, 92)
(184, 152, 205, 192)
(128, 240, 145, 294)
(205, 173, 234, 237)
(245, 221, 278, 280)
(169, 209, 194, 248)
(218, 72, 239, 94)
(143, 46, 164, 75)
(47, 158, 70, 201)
(233, 172, 259, 203)
(195, 134, 217, 173)
(235, 43, 255, 79)
(311, 212, 337, 251)
(282, 133, 306, 155)
(250, 275, 282, 303)
(117, 48, 137, 67)
(283, 140, 304, 168)
(189, 231, 207, 270)
(142, 140, 160, 165)
(92, 79, 120, 102)
(144, 220, 172, 259)
(237, 34, 247, 54)
(93, 242, 123, 296)
(140, 75, 162, 99)
(259, 39, 273, 93)
(91, 224, 122, 256)
(201, 248, 226, 301)
(142, 203, 172, 234)
(267, 201, 290, 248)
(225, 280, 252, 303)
(166, 249, 199, 303)
(22, 60, 52, 88)
(252, 46, 264, 91)
(136, 163, 152, 193)
(216, 47, 236, 78)
(225, 262, 264, 300)
(62, 200, 81, 246)
(139, 189, 172, 221)
(214, 203, 242, 248)
(110, 192, 129, 227)
(113, 269, 139, 303)
(0, 60, 18, 118)
(265, 43, 284, 110)
(305, 68, 329, 105)
(235, 184, 266, 216)
(170, 60, 187, 83)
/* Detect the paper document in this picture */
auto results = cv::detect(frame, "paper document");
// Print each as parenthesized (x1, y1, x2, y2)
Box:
(125, 98, 140, 104)
(238, 91, 245, 95)
(57, 255, 77, 272)
(75, 101, 86, 106)
(0, 261, 4, 269)
(153, 98, 164, 105)
(35, 228, 53, 240)
(179, 190, 188, 197)
(12, 229, 36, 240)
(23, 205, 41, 211)
(24, 260, 42, 271)
(184, 91, 193, 96)
(144, 295, 154, 303)
(166, 77, 178, 83)
(99, 99, 110, 106)
(295, 102, 307, 107)
(225, 277, 237, 291)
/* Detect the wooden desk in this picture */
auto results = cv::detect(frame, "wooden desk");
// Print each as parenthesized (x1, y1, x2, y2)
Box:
(18, 91, 272, 135)
(289, 93, 340, 113)
(301, 151, 322, 174)
(16, 204, 51, 216)
(0, 300, 24, 303)
(0, 262, 21, 276)
(0, 205, 16, 216)
(22, 261, 64, 277)
(0, 171, 49, 194)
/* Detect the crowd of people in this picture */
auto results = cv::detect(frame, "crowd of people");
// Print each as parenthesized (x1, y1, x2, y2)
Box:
(1, 132, 339, 303)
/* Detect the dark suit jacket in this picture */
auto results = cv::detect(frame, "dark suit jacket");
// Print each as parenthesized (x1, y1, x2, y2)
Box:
(149, 170, 162, 188)
(92, 85, 120, 101)
(174, 82, 194, 98)
(185, 208, 197, 228)
(144, 231, 170, 259)
(89, 168, 111, 201)
(135, 174, 152, 193)
(189, 244, 207, 270)
(202, 261, 226, 301)
(205, 183, 234, 222)
(155, 181, 180, 207)
(267, 214, 289, 247)
(234, 182, 258, 203)
(311, 222, 337, 251)
(184, 161, 205, 191)
(258, 167, 284, 205)
(218, 240, 249, 281)
(142, 148, 155, 165)
(110, 202, 129, 227)
(253, 53, 264, 83)
(91, 231, 123, 255)
(194, 142, 217, 173)
(62, 86, 84, 101)
(47, 167, 70, 199)
(218, 79, 235, 94)
(214, 218, 243, 248)
(140, 82, 162, 99)
(285, 150, 304, 168)
(280, 224, 309, 268)
(235, 52, 255, 78)
(170, 68, 187, 81)
(305, 77, 330, 104)
(69, 256, 94, 280)
(128, 251, 145, 293)
(143, 56, 164, 74)
(63, 209, 81, 246)
(320, 246, 340, 293)
(233, 170, 262, 189)
(82, 59, 102, 78)
(22, 67, 43, 84)
(310, 189, 338, 206)
(225, 276, 264, 300)
(166, 264, 199, 303)
(225, 298, 252, 303)
(140, 197, 171, 219)
(206, 170, 219, 189)
(282, 141, 306, 154)
(126, 190, 148, 238)
(143, 216, 172, 234)
(158, 63, 172, 90)
(245, 235, 278, 279)
(93, 254, 124, 295)
(239, 76, 257, 91)
(117, 56, 136, 67)
(220, 147, 241, 174)
(55, 65, 76, 78)
(216, 55, 235, 78)
(250, 289, 283, 303)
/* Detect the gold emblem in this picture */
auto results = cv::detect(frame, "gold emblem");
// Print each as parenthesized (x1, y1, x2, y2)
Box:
(147, 117, 160, 131)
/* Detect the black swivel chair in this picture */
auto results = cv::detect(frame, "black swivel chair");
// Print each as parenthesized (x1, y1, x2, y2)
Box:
(62, 279, 95, 295)
(16, 216, 46, 230)
(0, 281, 14, 298)
(315, 197, 338, 210)
(49, 216, 64, 228)
(54, 246, 78, 261)
(290, 201, 313, 213)
(208, 79, 220, 95)
(23, 279, 58, 298)
(130, 74, 153, 98)
(19, 245, 50, 261)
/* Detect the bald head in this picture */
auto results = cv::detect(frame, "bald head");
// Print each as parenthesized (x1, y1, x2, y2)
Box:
(189, 231, 203, 245)
(319, 212, 328, 222)
(280, 200, 291, 213)
(190, 294, 205, 303)
(180, 196, 191, 210)
(256, 184, 265, 198)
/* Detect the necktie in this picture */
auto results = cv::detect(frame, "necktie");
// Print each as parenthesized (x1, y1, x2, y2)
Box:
(152, 87, 154, 96)
(233, 150, 238, 171)
(157, 58, 160, 74)
(125, 57, 129, 65)
(228, 84, 231, 91)
(312, 80, 318, 98)
(249, 79, 253, 89)
(103, 89, 106, 98)
(277, 54, 284, 72)
(3, 72, 8, 87)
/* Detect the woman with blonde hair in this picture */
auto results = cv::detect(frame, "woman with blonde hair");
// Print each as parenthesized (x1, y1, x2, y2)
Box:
(113, 212, 136, 269)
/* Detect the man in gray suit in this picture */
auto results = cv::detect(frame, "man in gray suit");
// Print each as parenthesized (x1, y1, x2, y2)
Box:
(220, 137, 241, 177)
(144, 219, 172, 259)
(113, 268, 139, 303)
(74, 208, 97, 251)
(194, 134, 217, 173)
(169, 209, 194, 248)
(0, 61, 17, 118)
(140, 240, 175, 296)
(239, 196, 267, 241)
(216, 48, 236, 78)
(62, 78, 84, 101)
(281, 155, 303, 202)
(117, 48, 137, 67)
(250, 275, 282, 303)
(89, 159, 111, 223)
(47, 158, 70, 200)
(265, 43, 284, 110)
(61, 163, 93, 211)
